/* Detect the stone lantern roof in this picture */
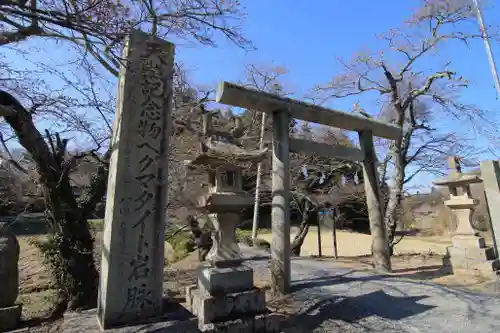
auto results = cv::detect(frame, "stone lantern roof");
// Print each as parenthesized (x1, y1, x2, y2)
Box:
(184, 138, 268, 169)
(433, 173, 483, 187)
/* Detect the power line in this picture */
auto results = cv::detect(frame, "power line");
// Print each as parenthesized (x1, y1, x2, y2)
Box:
(472, 0, 500, 98)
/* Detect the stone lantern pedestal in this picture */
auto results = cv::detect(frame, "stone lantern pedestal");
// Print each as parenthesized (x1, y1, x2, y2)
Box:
(434, 174, 499, 277)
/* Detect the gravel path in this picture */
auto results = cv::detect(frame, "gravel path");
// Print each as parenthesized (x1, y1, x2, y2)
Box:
(247, 256, 500, 333)
(63, 245, 500, 332)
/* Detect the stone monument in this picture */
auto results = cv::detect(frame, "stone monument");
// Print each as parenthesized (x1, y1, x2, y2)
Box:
(184, 113, 280, 332)
(434, 157, 499, 277)
(97, 30, 174, 329)
(0, 223, 22, 332)
(480, 160, 500, 260)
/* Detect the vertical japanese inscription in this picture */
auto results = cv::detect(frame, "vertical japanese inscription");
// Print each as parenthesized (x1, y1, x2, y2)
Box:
(98, 31, 174, 329)
(121, 37, 172, 317)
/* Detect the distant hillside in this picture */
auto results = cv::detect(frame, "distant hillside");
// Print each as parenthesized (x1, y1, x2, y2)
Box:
(405, 169, 491, 234)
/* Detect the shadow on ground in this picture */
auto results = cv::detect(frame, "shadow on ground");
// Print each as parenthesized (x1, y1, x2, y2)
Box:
(283, 272, 498, 332)
(391, 263, 453, 280)
(291, 261, 453, 293)
(282, 290, 435, 332)
(5, 217, 47, 236)
(290, 269, 453, 293)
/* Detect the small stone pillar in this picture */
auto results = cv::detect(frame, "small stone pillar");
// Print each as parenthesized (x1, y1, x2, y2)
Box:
(0, 224, 22, 332)
(184, 130, 279, 332)
(480, 160, 500, 260)
(434, 158, 499, 277)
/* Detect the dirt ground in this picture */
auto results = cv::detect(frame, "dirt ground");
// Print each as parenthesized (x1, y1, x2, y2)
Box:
(259, 226, 454, 257)
(258, 227, 496, 290)
(14, 229, 498, 332)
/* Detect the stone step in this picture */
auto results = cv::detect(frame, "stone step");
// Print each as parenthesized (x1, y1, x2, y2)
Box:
(451, 235, 486, 249)
(189, 287, 266, 325)
(199, 312, 281, 333)
(198, 264, 254, 296)
(446, 246, 496, 261)
(450, 257, 500, 277)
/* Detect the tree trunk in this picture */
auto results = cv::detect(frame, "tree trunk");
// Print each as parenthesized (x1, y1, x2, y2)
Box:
(0, 91, 103, 316)
(383, 96, 407, 256)
(291, 200, 311, 256)
(53, 227, 99, 311)
(384, 146, 405, 255)
(43, 177, 99, 316)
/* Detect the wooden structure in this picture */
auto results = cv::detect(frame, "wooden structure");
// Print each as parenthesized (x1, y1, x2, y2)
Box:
(216, 81, 402, 294)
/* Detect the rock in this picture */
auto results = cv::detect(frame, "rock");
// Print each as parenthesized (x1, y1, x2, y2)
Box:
(253, 239, 270, 252)
(164, 241, 176, 263)
(0, 223, 20, 308)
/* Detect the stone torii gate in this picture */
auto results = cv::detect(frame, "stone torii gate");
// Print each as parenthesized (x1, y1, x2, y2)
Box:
(216, 81, 402, 294)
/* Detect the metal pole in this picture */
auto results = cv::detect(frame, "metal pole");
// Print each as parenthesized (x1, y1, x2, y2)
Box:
(252, 84, 282, 241)
(251, 112, 267, 241)
(472, 0, 500, 97)
(317, 212, 322, 257)
(332, 208, 338, 259)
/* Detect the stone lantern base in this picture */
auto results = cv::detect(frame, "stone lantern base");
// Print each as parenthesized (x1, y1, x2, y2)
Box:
(186, 263, 280, 332)
(447, 235, 500, 278)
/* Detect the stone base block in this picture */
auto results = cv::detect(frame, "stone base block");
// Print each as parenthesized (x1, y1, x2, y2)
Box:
(447, 246, 495, 261)
(190, 287, 266, 324)
(198, 264, 254, 296)
(62, 308, 199, 333)
(447, 236, 499, 278)
(452, 235, 486, 249)
(186, 284, 197, 310)
(199, 312, 281, 333)
(450, 256, 500, 277)
(0, 304, 22, 332)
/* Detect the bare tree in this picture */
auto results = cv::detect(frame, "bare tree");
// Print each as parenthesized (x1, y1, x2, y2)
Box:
(315, 0, 492, 253)
(0, 0, 251, 316)
(1, 0, 251, 74)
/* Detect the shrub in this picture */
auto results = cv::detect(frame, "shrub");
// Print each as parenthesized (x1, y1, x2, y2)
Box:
(28, 235, 66, 297)
(25, 196, 46, 213)
(165, 230, 195, 262)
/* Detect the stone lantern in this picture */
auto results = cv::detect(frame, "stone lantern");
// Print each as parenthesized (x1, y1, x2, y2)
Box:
(186, 139, 262, 267)
(184, 113, 280, 332)
(433, 157, 499, 277)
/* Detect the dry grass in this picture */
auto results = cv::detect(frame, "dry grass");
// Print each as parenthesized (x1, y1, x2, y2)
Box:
(14, 235, 61, 332)
(18, 236, 52, 293)
(259, 227, 455, 257)
(17, 236, 54, 317)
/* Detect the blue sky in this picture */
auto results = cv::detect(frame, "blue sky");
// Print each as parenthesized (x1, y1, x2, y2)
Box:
(178, 0, 500, 102)
(3, 0, 500, 191)
(175, 0, 500, 190)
